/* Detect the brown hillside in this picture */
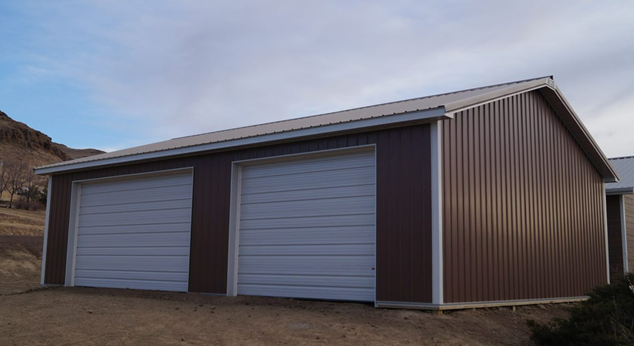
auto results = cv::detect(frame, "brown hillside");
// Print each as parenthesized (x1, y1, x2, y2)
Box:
(0, 110, 104, 167)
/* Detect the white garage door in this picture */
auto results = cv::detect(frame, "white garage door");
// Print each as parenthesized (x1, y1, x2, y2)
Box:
(237, 148, 376, 302)
(72, 171, 193, 292)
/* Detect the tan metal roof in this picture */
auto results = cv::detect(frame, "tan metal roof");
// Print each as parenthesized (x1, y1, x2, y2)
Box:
(34, 75, 618, 182)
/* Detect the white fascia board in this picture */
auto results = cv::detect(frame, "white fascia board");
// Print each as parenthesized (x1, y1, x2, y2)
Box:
(606, 187, 634, 195)
(35, 107, 447, 175)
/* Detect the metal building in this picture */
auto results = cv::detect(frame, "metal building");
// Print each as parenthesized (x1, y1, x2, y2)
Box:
(35, 76, 619, 310)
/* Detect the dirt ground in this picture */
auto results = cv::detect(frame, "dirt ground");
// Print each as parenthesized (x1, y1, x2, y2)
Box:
(0, 207, 46, 236)
(0, 210, 571, 345)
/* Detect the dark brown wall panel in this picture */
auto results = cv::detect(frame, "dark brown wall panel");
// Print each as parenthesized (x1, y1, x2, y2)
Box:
(626, 195, 634, 272)
(606, 195, 624, 281)
(44, 125, 433, 303)
(441, 90, 607, 304)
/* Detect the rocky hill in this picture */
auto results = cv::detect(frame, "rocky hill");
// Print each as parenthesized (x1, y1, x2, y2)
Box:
(0, 110, 104, 167)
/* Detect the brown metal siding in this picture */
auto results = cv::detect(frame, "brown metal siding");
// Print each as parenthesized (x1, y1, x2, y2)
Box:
(441, 90, 607, 304)
(626, 195, 634, 272)
(44, 125, 433, 303)
(606, 195, 624, 281)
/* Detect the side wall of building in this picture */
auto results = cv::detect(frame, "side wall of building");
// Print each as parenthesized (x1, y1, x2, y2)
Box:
(44, 125, 434, 303)
(606, 195, 624, 280)
(626, 194, 634, 272)
(440, 90, 607, 304)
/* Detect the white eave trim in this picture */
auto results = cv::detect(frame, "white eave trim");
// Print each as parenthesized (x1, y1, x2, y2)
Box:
(35, 107, 448, 175)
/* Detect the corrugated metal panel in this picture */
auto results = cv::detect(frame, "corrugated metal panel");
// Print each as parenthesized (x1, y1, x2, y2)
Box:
(606, 195, 624, 281)
(237, 149, 376, 302)
(441, 90, 607, 303)
(626, 195, 634, 271)
(73, 172, 193, 292)
(606, 156, 634, 192)
(44, 126, 433, 302)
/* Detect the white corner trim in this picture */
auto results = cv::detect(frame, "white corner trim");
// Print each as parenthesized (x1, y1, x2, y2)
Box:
(603, 183, 610, 284)
(226, 162, 242, 296)
(40, 176, 52, 285)
(64, 182, 82, 286)
(621, 195, 629, 274)
(34, 108, 447, 175)
(430, 121, 443, 304)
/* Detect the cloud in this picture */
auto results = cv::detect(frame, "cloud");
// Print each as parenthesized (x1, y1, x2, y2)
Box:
(4, 0, 634, 156)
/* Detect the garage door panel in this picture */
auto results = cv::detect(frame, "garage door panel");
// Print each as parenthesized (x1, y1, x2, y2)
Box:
(241, 168, 374, 194)
(236, 149, 375, 302)
(80, 198, 192, 215)
(75, 255, 189, 272)
(75, 269, 189, 283)
(77, 231, 190, 248)
(238, 285, 374, 301)
(238, 274, 374, 289)
(73, 171, 193, 292)
(78, 208, 191, 228)
(73, 277, 187, 292)
(240, 196, 375, 220)
(76, 246, 190, 256)
(80, 185, 192, 207)
(81, 174, 192, 195)
(241, 184, 374, 204)
(239, 244, 374, 256)
(242, 152, 374, 179)
(239, 256, 375, 276)
(77, 222, 191, 236)
(239, 227, 374, 245)
(240, 214, 375, 230)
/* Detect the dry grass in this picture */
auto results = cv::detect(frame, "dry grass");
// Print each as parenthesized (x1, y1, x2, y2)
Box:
(0, 207, 46, 236)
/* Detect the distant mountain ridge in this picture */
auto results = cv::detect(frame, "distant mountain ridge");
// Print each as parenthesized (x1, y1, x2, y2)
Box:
(0, 110, 104, 167)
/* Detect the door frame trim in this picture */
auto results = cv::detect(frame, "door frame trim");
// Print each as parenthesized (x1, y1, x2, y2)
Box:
(225, 144, 377, 300)
(63, 167, 195, 288)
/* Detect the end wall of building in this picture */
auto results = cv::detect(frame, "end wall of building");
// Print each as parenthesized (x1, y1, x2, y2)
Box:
(440, 90, 607, 304)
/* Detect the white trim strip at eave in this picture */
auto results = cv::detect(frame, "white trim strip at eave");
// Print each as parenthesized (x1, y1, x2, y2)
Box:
(34, 108, 448, 175)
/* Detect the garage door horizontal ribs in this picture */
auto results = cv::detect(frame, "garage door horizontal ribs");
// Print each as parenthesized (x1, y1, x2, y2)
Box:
(240, 214, 375, 230)
(77, 247, 188, 256)
(80, 189, 192, 207)
(240, 184, 374, 204)
(79, 199, 192, 215)
(243, 164, 375, 181)
(238, 276, 373, 289)
(75, 256, 189, 272)
(243, 153, 374, 178)
(237, 285, 374, 302)
(75, 269, 188, 282)
(239, 244, 374, 256)
(241, 194, 374, 206)
(81, 174, 192, 195)
(241, 170, 374, 194)
(73, 277, 187, 292)
(77, 232, 190, 247)
(76, 222, 191, 235)
(240, 197, 374, 218)
(78, 209, 191, 227)
(241, 212, 374, 222)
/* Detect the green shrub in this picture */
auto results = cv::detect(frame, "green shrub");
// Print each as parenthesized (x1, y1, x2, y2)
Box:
(527, 273, 634, 346)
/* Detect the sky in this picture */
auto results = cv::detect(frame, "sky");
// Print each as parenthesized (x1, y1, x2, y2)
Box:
(0, 0, 633, 156)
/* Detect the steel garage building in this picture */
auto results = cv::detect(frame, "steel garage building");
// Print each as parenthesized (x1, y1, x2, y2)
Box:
(35, 76, 619, 310)
(605, 156, 634, 282)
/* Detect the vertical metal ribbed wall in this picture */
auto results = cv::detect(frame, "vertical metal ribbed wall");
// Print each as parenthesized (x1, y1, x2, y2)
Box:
(441, 90, 607, 303)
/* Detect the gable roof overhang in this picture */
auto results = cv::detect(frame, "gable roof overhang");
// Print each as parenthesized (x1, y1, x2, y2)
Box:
(34, 76, 619, 183)
(606, 156, 634, 194)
